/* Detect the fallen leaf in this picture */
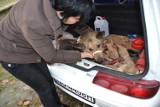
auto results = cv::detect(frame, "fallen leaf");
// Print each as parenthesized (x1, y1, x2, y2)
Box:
(22, 85, 31, 90)
(23, 100, 31, 106)
(1, 79, 9, 84)
(39, 104, 44, 107)
(16, 100, 23, 106)
(9, 80, 16, 84)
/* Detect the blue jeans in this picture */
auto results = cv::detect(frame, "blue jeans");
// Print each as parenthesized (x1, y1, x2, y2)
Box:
(0, 59, 60, 107)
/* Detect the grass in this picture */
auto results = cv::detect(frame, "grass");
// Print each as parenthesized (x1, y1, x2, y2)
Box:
(0, 0, 18, 21)
(0, 64, 90, 107)
(0, 65, 42, 107)
(0, 65, 6, 92)
(0, 65, 15, 92)
(0, 0, 18, 8)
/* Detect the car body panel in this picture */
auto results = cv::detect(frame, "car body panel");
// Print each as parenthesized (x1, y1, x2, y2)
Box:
(48, 0, 160, 106)
(48, 61, 160, 107)
(142, 0, 160, 81)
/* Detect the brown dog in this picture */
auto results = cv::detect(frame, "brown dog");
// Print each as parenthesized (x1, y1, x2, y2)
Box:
(77, 31, 105, 63)
(59, 31, 139, 75)
(57, 31, 105, 63)
(77, 32, 139, 74)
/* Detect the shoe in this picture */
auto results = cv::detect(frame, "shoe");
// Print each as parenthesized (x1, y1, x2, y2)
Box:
(59, 103, 70, 107)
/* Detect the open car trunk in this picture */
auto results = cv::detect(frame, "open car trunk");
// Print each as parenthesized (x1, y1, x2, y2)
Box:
(48, 0, 160, 107)
(67, 1, 146, 79)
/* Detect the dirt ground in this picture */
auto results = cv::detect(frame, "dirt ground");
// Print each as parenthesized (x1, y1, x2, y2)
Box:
(0, 64, 90, 107)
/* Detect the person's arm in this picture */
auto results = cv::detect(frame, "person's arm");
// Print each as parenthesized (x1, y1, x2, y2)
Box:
(21, 21, 81, 64)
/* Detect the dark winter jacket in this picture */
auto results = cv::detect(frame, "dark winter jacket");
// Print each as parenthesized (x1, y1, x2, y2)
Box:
(0, 0, 82, 64)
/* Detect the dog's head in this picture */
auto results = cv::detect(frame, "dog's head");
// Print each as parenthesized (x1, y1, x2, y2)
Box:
(77, 31, 105, 63)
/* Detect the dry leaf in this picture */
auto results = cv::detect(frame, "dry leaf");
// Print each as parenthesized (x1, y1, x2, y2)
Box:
(22, 85, 31, 90)
(16, 100, 23, 106)
(23, 100, 31, 106)
(1, 79, 9, 84)
(39, 104, 44, 107)
(9, 80, 16, 84)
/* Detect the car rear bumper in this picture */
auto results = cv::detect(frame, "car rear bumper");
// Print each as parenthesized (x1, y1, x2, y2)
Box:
(48, 60, 160, 107)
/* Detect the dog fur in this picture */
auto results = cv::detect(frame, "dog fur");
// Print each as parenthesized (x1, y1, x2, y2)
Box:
(78, 32, 139, 74)
(59, 31, 139, 75)
(77, 31, 105, 63)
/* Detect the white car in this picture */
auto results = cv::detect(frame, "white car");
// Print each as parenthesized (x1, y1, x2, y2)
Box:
(48, 0, 160, 107)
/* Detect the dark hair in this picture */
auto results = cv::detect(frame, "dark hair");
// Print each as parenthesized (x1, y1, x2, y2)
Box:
(50, 0, 96, 24)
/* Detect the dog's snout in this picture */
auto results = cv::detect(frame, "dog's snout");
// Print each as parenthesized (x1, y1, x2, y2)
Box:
(96, 58, 104, 64)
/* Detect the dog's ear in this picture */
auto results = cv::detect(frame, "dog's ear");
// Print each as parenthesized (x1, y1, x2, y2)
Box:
(96, 31, 105, 39)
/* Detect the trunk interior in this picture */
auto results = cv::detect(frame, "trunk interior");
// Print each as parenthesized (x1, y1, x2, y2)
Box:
(88, 2, 143, 36)
(68, 0, 146, 80)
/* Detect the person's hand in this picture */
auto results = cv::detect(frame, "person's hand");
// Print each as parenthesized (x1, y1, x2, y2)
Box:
(81, 52, 93, 59)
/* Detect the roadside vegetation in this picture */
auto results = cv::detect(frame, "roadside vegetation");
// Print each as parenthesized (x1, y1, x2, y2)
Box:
(0, 0, 18, 20)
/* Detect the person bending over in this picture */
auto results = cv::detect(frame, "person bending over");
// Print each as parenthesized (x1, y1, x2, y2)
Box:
(0, 0, 95, 107)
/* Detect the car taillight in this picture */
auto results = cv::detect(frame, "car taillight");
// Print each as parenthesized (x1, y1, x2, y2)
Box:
(93, 72, 160, 99)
